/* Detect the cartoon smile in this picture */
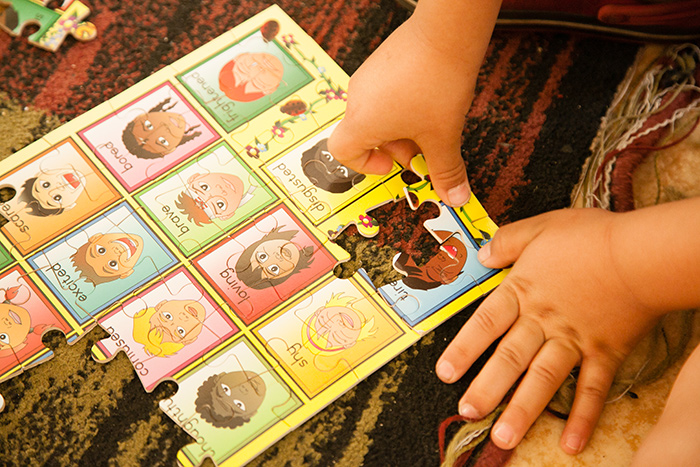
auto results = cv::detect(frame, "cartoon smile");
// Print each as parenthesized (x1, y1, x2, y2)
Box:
(114, 237, 138, 259)
(441, 244, 458, 259)
(62, 172, 81, 191)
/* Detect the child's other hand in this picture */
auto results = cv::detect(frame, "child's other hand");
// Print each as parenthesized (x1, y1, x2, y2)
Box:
(327, 17, 482, 207)
(436, 208, 663, 454)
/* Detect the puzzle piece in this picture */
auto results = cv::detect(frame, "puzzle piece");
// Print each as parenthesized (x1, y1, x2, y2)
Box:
(192, 203, 339, 326)
(158, 336, 302, 466)
(91, 267, 239, 392)
(0, 266, 74, 410)
(254, 273, 405, 398)
(0, 139, 121, 256)
(0, 0, 97, 52)
(25, 202, 178, 326)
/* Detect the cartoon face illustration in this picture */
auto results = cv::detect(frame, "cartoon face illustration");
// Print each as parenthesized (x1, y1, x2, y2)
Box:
(0, 302, 31, 352)
(304, 293, 377, 352)
(175, 172, 248, 225)
(301, 139, 365, 193)
(218, 52, 284, 102)
(195, 370, 267, 428)
(19, 167, 86, 216)
(122, 98, 202, 159)
(393, 231, 468, 291)
(132, 299, 206, 357)
(234, 226, 314, 290)
(71, 232, 144, 285)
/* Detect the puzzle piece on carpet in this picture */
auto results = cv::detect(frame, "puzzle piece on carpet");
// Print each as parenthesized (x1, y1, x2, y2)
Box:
(0, 0, 97, 52)
(25, 202, 178, 327)
(0, 139, 121, 257)
(191, 203, 344, 325)
(158, 336, 303, 467)
(91, 267, 239, 392)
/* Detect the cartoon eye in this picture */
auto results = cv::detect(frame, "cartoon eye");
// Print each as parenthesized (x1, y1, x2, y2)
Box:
(266, 264, 280, 276)
(96, 245, 107, 255)
(221, 383, 231, 396)
(42, 181, 51, 189)
(108, 260, 119, 271)
(337, 166, 348, 177)
(157, 136, 170, 147)
(281, 247, 292, 259)
(321, 150, 333, 162)
(162, 311, 173, 321)
(53, 194, 63, 202)
(215, 200, 227, 211)
(255, 251, 268, 263)
(198, 182, 210, 192)
(0, 333, 9, 345)
(144, 119, 154, 130)
(176, 326, 186, 337)
(233, 399, 246, 411)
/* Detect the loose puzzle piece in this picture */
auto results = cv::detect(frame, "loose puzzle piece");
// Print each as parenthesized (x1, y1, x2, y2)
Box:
(0, 0, 97, 52)
(0, 5, 508, 466)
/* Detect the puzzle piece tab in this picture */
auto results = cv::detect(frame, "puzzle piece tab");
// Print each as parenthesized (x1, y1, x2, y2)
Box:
(0, 0, 97, 52)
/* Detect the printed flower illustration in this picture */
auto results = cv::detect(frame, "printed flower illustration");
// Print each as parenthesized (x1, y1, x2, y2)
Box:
(272, 122, 287, 138)
(245, 145, 261, 159)
(358, 214, 377, 229)
(282, 34, 297, 47)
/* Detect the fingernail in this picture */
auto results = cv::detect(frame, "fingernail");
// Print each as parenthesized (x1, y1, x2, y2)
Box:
(565, 434, 583, 453)
(446, 183, 470, 207)
(493, 423, 514, 446)
(459, 403, 480, 419)
(477, 242, 491, 264)
(436, 360, 454, 382)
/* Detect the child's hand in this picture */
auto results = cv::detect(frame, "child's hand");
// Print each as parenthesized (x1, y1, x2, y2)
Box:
(436, 208, 665, 454)
(327, 15, 488, 207)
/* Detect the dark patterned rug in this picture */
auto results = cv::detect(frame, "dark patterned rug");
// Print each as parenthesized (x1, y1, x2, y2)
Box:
(0, 1, 638, 466)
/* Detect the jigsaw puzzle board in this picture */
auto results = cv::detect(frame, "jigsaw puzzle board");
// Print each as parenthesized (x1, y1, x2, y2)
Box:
(0, 5, 507, 466)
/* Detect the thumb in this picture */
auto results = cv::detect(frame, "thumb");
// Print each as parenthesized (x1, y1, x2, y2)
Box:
(418, 134, 471, 207)
(477, 215, 548, 269)
(327, 118, 394, 175)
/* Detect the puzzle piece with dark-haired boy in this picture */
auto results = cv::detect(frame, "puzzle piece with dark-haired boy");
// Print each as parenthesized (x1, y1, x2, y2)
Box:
(0, 139, 121, 257)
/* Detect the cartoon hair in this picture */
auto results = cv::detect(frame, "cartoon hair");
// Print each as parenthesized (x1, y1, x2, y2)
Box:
(18, 178, 64, 216)
(195, 371, 266, 429)
(121, 98, 202, 159)
(393, 252, 463, 291)
(322, 293, 377, 344)
(131, 307, 185, 357)
(300, 139, 365, 193)
(70, 242, 113, 286)
(234, 226, 314, 289)
(175, 192, 212, 226)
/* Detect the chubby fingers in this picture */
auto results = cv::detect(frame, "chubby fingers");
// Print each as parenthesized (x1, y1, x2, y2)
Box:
(418, 133, 471, 207)
(436, 282, 521, 384)
(559, 359, 617, 454)
(487, 339, 580, 450)
(327, 118, 415, 175)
